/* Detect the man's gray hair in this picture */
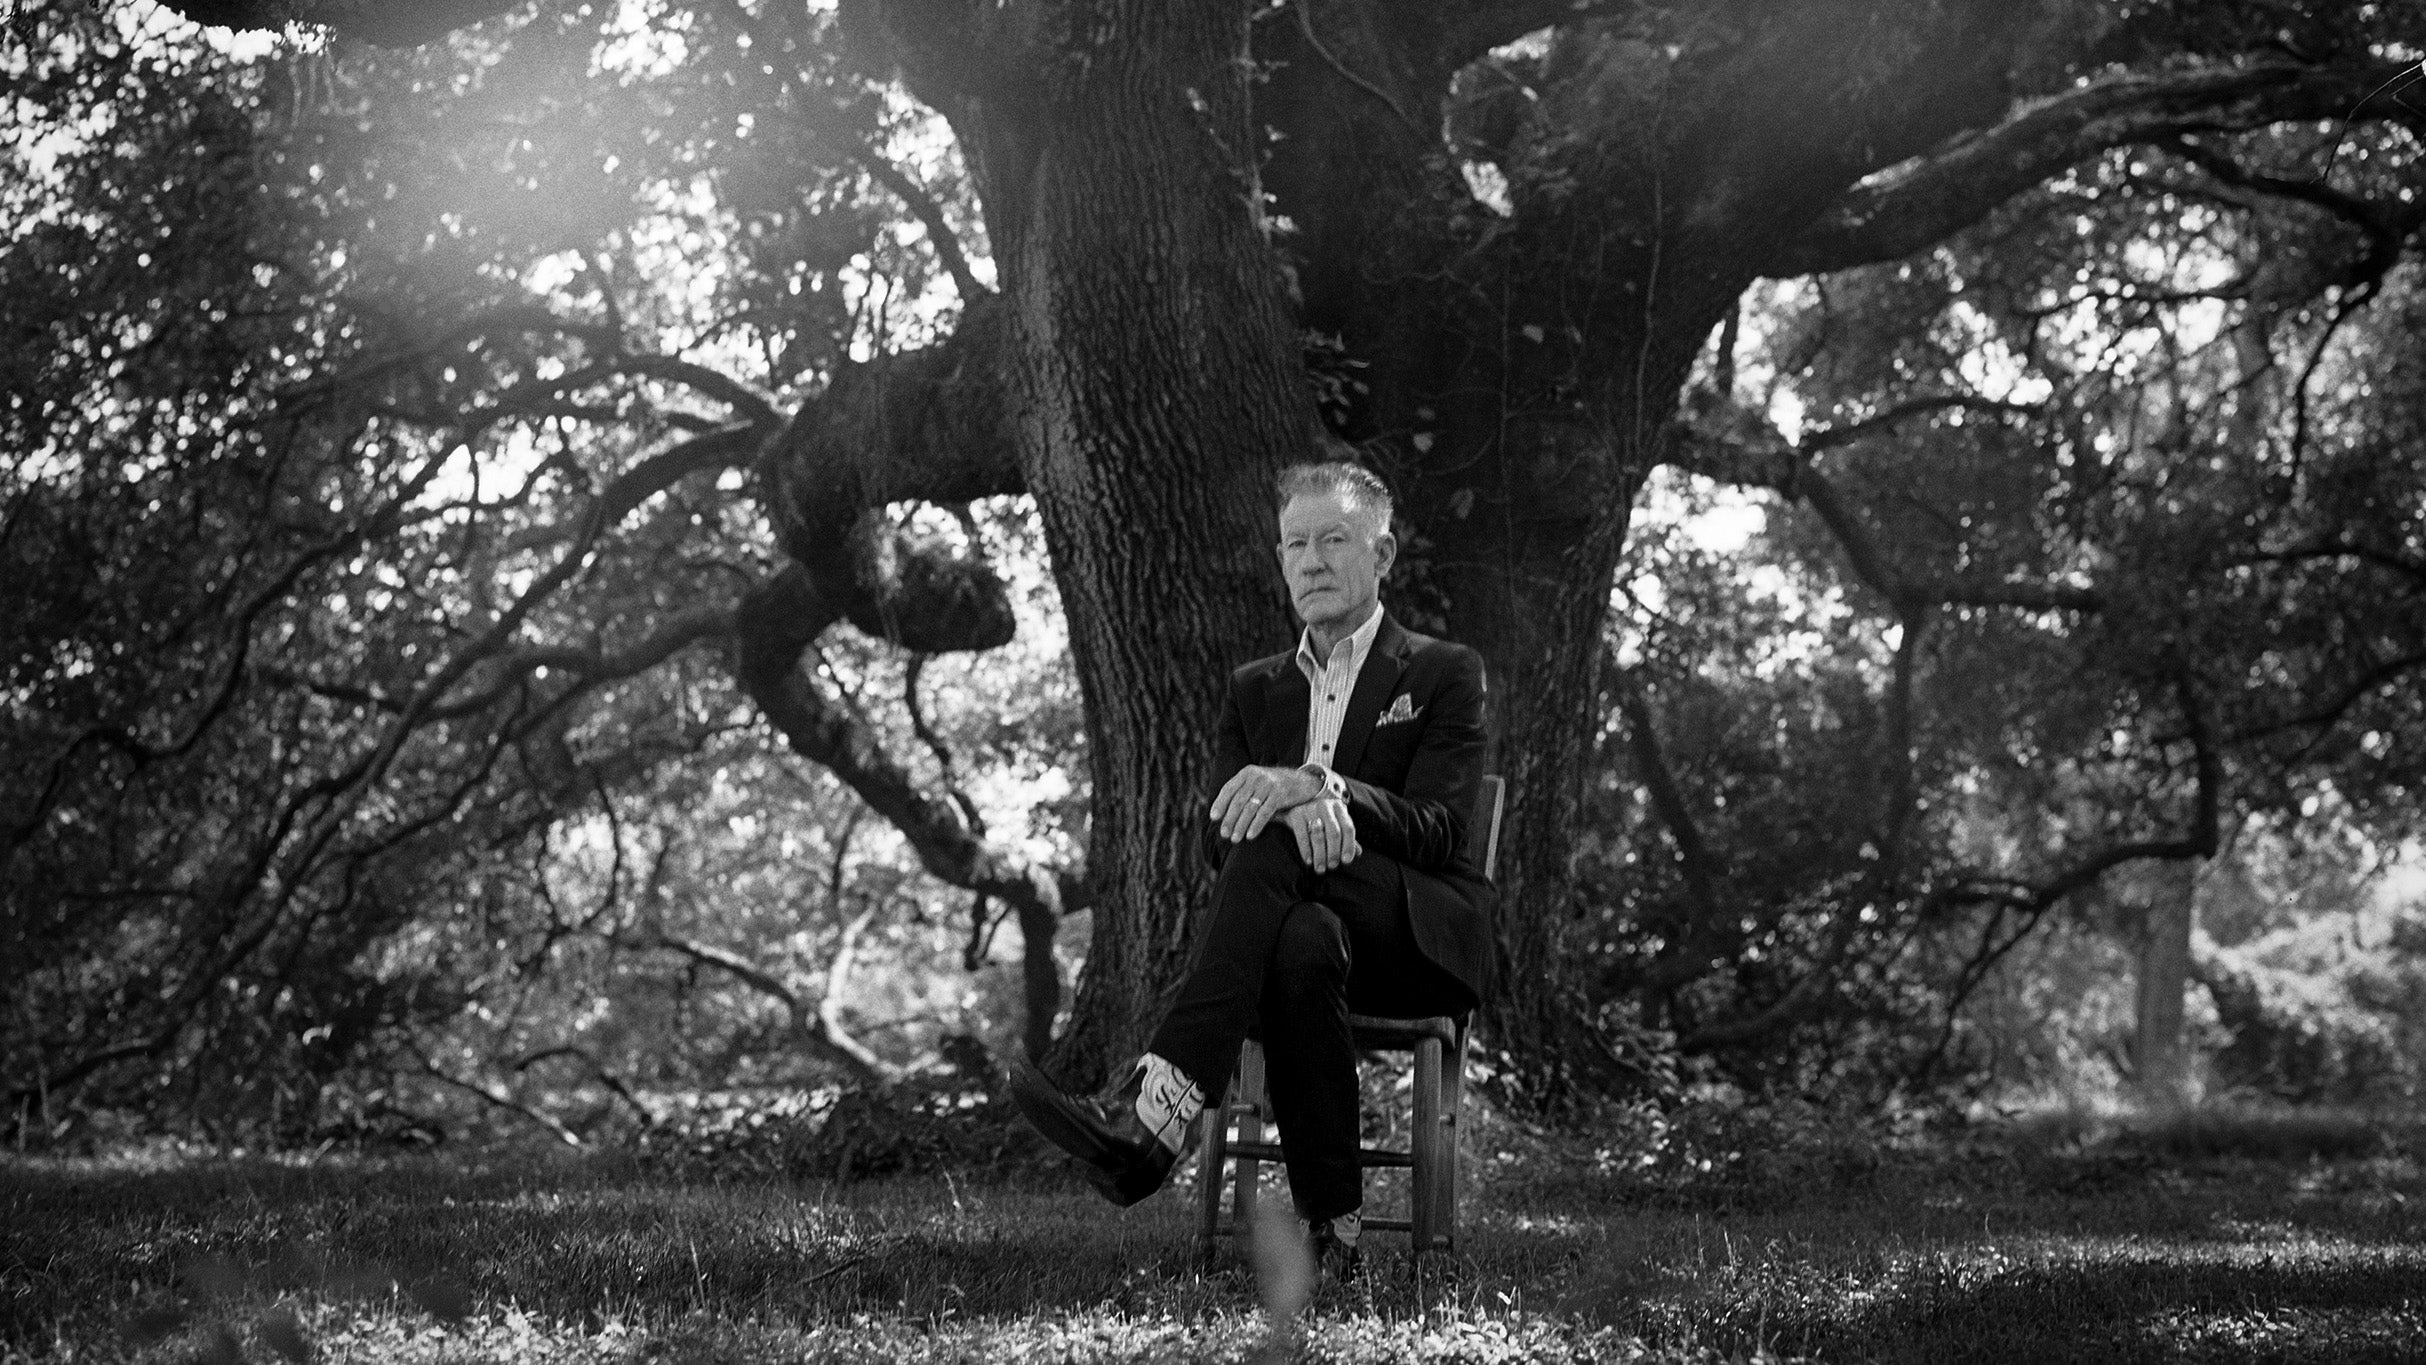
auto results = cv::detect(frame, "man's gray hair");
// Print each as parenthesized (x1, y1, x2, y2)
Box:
(1276, 460, 1394, 537)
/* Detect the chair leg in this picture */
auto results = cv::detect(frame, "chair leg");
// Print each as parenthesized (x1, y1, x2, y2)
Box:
(1196, 1078, 1229, 1253)
(1410, 1035, 1444, 1253)
(1443, 1022, 1468, 1254)
(1233, 1041, 1266, 1233)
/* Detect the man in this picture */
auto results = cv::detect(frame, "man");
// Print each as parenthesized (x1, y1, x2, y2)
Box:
(1014, 460, 1493, 1275)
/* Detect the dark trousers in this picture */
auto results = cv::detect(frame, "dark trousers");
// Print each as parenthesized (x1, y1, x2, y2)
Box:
(1147, 827, 1476, 1223)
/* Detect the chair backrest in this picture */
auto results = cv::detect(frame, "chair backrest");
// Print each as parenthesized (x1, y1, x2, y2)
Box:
(1473, 774, 1506, 882)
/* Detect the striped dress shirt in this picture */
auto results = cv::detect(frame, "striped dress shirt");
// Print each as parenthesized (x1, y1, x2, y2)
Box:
(1294, 605, 1385, 793)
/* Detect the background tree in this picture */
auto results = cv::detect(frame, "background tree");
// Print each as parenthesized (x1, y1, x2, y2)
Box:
(1588, 118, 2426, 1093)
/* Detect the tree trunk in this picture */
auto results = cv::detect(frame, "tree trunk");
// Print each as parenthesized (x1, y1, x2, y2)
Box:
(2134, 857, 2197, 1109)
(899, 0, 1321, 1086)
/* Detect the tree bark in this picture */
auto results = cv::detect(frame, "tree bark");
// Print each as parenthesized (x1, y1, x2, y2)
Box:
(2133, 858, 2198, 1109)
(863, 0, 1318, 1085)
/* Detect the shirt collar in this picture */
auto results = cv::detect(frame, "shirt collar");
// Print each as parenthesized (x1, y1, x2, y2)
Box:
(1295, 604, 1386, 679)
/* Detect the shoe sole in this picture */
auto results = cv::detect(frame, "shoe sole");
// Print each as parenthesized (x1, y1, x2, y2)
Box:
(1009, 1062, 1163, 1208)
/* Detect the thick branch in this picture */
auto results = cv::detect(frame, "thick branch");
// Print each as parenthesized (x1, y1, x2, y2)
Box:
(733, 564, 1087, 918)
(1774, 59, 2426, 277)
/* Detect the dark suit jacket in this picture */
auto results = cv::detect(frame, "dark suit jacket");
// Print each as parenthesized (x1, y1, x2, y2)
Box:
(1205, 613, 1496, 1003)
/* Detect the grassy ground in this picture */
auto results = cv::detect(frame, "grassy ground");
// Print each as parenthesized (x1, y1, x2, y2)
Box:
(5, 1107, 2424, 1363)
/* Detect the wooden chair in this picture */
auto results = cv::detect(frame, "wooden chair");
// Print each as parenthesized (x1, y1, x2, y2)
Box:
(1195, 775, 1504, 1258)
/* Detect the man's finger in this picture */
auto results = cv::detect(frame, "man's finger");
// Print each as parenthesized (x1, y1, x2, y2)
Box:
(1210, 771, 1251, 822)
(1237, 783, 1282, 842)
(1219, 777, 1258, 840)
(1288, 812, 1318, 866)
(1243, 795, 1276, 841)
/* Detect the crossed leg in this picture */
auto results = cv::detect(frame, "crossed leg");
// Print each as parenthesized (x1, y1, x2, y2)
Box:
(1148, 827, 1471, 1222)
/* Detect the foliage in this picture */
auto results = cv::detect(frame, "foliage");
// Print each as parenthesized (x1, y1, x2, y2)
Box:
(1, 4, 1081, 1146)
(1576, 118, 2426, 1097)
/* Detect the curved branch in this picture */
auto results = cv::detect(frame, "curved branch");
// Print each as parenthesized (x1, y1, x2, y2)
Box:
(2235, 540, 2426, 592)
(285, 302, 616, 405)
(1675, 408, 2104, 615)
(1774, 59, 2426, 277)
(650, 931, 895, 1085)
(2228, 648, 2426, 745)
(507, 423, 765, 554)
(1295, 0, 1422, 138)
(411, 1051, 584, 1146)
(609, 355, 780, 426)
(1800, 396, 2045, 454)
(512, 1045, 658, 1127)
(851, 151, 989, 303)
(733, 565, 1083, 914)
(429, 604, 734, 719)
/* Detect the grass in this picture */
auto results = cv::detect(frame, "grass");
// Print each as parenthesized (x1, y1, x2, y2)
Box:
(4, 1105, 2424, 1363)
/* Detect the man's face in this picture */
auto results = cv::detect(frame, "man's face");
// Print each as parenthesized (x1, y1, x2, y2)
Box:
(1277, 489, 1395, 633)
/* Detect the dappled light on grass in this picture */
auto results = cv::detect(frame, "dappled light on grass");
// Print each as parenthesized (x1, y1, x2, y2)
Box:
(8, 1122, 2426, 1363)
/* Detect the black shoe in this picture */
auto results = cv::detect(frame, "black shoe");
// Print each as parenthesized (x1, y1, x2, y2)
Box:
(1010, 1059, 1179, 1207)
(1309, 1216, 1364, 1284)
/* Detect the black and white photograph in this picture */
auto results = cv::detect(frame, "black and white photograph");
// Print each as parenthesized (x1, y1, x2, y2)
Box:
(5, 1, 2424, 1359)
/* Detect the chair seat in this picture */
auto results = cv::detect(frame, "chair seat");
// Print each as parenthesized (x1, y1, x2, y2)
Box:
(1347, 1013, 1458, 1047)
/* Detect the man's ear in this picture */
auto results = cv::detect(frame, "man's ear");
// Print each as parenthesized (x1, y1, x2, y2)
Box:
(1374, 530, 1397, 577)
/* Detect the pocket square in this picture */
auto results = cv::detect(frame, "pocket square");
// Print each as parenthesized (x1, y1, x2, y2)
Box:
(1376, 694, 1422, 726)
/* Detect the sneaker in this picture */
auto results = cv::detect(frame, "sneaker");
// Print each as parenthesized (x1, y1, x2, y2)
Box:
(1309, 1213, 1364, 1284)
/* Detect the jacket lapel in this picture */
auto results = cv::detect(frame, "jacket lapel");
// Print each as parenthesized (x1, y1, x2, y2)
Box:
(1329, 615, 1409, 781)
(1264, 655, 1312, 766)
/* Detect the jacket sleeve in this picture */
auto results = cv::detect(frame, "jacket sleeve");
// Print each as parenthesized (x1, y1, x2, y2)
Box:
(1338, 645, 1488, 874)
(1201, 671, 1255, 869)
